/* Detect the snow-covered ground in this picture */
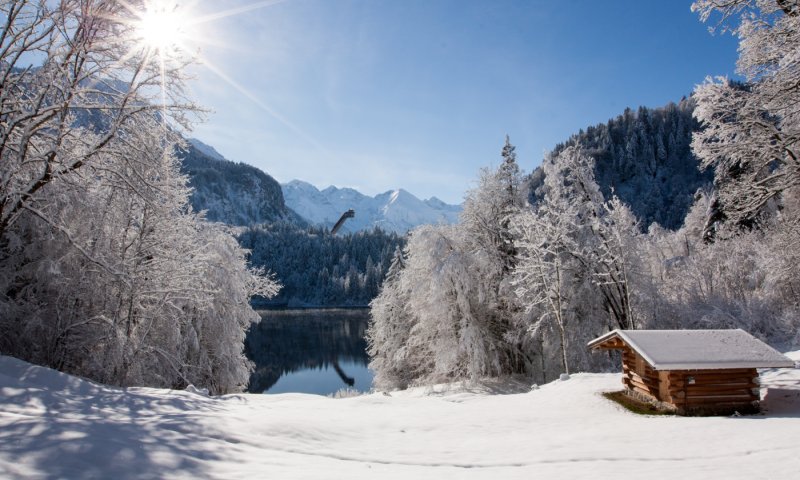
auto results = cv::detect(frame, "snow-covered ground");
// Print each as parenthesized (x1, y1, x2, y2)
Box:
(1, 353, 798, 479)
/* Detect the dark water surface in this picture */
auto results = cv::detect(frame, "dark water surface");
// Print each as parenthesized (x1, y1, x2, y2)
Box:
(244, 309, 373, 395)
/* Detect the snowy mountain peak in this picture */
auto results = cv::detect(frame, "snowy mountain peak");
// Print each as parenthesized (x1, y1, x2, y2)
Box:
(282, 181, 461, 234)
(387, 189, 413, 205)
(424, 196, 455, 210)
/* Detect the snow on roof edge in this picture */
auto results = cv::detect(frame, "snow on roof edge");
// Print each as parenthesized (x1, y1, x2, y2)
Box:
(587, 329, 795, 370)
(648, 360, 796, 370)
(613, 329, 660, 370)
(586, 330, 617, 348)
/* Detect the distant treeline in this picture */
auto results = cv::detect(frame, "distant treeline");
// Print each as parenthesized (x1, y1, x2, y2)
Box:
(239, 223, 405, 307)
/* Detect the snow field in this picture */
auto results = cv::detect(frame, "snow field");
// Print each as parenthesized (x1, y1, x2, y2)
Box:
(1, 353, 798, 479)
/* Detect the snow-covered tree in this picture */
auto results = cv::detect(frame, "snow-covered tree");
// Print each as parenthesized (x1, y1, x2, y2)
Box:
(368, 138, 529, 388)
(0, 0, 278, 394)
(541, 146, 638, 330)
(367, 246, 416, 389)
(512, 146, 641, 378)
(692, 0, 800, 229)
(511, 201, 578, 375)
(0, 0, 193, 244)
(462, 137, 526, 272)
(500, 136, 522, 207)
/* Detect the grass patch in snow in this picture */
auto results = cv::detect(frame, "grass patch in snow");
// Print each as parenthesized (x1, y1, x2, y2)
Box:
(602, 390, 674, 416)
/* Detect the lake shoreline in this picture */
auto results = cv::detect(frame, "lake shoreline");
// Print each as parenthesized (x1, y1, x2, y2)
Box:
(255, 305, 370, 312)
(246, 308, 372, 395)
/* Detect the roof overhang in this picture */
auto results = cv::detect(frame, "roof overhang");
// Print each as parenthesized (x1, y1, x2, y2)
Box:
(587, 329, 796, 370)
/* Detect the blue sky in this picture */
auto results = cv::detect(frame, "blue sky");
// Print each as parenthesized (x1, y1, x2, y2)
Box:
(184, 0, 739, 204)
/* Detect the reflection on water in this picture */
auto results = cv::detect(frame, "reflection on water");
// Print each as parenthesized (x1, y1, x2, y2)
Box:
(244, 309, 372, 395)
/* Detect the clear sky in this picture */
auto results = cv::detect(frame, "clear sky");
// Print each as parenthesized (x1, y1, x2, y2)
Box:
(182, 0, 740, 204)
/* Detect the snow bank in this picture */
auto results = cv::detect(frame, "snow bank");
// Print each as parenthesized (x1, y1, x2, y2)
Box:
(1, 353, 799, 479)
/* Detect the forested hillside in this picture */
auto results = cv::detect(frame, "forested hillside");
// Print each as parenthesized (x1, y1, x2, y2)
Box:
(528, 98, 712, 230)
(178, 144, 306, 227)
(239, 223, 405, 307)
(179, 146, 406, 307)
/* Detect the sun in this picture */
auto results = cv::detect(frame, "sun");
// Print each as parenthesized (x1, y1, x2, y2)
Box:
(135, 1, 190, 53)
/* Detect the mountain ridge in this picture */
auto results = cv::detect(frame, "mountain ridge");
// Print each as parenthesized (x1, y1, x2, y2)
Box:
(177, 142, 305, 227)
(282, 180, 461, 234)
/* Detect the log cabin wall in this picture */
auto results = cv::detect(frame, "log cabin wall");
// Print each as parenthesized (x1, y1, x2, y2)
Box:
(661, 368, 759, 413)
(621, 347, 661, 401)
(621, 351, 759, 413)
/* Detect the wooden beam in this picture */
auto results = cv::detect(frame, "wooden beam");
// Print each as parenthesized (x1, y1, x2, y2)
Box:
(685, 390, 757, 399)
(629, 378, 657, 395)
(592, 337, 627, 350)
(684, 396, 757, 405)
(627, 371, 658, 387)
(684, 383, 758, 392)
(668, 369, 757, 379)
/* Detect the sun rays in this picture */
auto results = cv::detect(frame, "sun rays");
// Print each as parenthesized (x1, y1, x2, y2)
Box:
(113, 0, 319, 148)
(135, 2, 188, 52)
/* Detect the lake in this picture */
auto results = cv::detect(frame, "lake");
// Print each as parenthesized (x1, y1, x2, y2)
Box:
(244, 308, 373, 395)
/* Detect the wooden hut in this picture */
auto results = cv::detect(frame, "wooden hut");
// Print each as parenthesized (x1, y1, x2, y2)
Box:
(588, 329, 794, 415)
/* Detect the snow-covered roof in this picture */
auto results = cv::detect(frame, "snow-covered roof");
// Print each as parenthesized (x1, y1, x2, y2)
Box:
(587, 329, 795, 370)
